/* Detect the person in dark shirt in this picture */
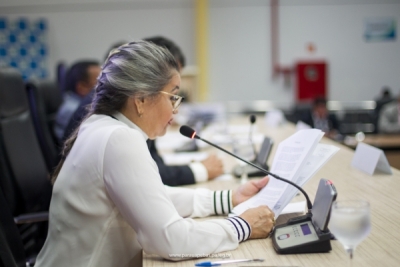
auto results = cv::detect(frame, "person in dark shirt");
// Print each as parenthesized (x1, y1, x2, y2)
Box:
(54, 60, 100, 142)
(300, 96, 340, 139)
(378, 93, 400, 133)
(374, 87, 395, 132)
(375, 87, 394, 114)
(63, 36, 224, 186)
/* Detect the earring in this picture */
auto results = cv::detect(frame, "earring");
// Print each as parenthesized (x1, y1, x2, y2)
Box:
(139, 112, 143, 118)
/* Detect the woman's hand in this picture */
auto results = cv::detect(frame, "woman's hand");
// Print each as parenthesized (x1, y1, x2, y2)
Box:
(232, 176, 270, 207)
(240, 205, 275, 239)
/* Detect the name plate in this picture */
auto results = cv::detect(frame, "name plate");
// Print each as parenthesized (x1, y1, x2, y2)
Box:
(351, 142, 392, 175)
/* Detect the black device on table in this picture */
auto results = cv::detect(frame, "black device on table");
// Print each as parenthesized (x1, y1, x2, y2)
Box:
(232, 136, 273, 177)
(272, 178, 337, 254)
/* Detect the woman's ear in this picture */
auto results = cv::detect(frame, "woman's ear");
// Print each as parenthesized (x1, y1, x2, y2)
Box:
(133, 97, 145, 117)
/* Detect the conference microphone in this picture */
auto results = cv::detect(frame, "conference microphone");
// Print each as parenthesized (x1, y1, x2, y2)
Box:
(179, 125, 313, 212)
(250, 114, 256, 124)
(249, 115, 257, 160)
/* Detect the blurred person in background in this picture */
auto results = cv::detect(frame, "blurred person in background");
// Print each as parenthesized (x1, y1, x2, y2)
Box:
(378, 93, 400, 133)
(374, 86, 395, 132)
(300, 96, 340, 139)
(54, 60, 101, 142)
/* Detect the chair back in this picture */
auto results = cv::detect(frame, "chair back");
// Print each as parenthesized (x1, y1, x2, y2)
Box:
(0, 67, 52, 214)
(56, 61, 68, 92)
(26, 79, 63, 171)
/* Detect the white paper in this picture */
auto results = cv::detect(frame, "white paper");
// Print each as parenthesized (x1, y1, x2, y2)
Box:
(230, 201, 306, 217)
(231, 129, 339, 217)
(162, 152, 209, 165)
(156, 132, 190, 150)
(281, 201, 306, 215)
(296, 120, 312, 131)
(200, 124, 264, 148)
(272, 144, 340, 216)
(264, 109, 285, 127)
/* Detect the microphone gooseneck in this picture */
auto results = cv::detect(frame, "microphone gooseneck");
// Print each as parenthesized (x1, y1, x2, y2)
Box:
(179, 125, 313, 212)
(249, 115, 257, 160)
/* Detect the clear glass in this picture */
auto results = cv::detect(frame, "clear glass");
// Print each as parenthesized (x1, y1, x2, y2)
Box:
(329, 200, 371, 265)
(232, 138, 255, 162)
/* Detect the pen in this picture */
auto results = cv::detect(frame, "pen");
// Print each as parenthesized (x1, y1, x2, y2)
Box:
(195, 258, 264, 266)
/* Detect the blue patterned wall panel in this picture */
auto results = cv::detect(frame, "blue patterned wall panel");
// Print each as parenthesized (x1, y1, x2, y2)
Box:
(0, 18, 48, 80)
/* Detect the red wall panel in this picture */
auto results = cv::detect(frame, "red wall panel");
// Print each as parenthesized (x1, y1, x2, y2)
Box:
(296, 61, 327, 101)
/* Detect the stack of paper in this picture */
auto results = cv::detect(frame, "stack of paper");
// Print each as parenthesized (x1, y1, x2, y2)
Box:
(232, 129, 339, 217)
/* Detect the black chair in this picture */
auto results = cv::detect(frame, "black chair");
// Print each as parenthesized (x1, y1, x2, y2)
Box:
(339, 110, 376, 134)
(26, 79, 63, 172)
(0, 180, 48, 267)
(0, 186, 26, 267)
(0, 67, 52, 260)
(56, 61, 67, 92)
(0, 132, 48, 267)
(0, 67, 52, 213)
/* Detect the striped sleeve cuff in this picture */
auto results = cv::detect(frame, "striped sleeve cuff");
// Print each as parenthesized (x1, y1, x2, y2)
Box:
(212, 190, 232, 215)
(226, 216, 252, 242)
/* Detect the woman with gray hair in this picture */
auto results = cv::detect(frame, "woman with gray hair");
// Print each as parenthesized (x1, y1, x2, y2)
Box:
(35, 41, 275, 266)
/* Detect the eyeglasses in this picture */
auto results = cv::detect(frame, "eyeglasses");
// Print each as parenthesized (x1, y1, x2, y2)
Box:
(159, 91, 184, 111)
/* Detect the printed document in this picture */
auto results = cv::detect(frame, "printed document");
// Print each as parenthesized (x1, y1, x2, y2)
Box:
(232, 129, 339, 217)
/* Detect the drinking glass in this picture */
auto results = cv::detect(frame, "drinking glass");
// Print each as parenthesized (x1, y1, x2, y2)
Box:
(329, 200, 371, 265)
(232, 138, 255, 161)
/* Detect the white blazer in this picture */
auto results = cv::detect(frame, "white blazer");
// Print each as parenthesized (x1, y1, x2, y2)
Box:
(35, 112, 240, 267)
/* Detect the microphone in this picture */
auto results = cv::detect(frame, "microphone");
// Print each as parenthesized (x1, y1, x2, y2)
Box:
(249, 115, 257, 160)
(250, 114, 256, 124)
(179, 125, 313, 212)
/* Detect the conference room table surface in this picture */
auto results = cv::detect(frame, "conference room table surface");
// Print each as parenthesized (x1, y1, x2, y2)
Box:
(144, 117, 400, 267)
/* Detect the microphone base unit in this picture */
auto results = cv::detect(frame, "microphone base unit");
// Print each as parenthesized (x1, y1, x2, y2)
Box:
(272, 212, 332, 254)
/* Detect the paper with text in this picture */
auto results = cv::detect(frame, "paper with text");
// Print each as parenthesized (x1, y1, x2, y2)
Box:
(272, 143, 340, 215)
(232, 129, 339, 217)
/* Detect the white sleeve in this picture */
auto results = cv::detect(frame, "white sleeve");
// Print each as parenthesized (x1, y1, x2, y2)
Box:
(164, 186, 234, 218)
(102, 128, 239, 260)
(188, 162, 208, 182)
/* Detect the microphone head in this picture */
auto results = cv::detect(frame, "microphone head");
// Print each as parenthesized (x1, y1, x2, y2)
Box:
(250, 114, 256, 124)
(179, 125, 199, 139)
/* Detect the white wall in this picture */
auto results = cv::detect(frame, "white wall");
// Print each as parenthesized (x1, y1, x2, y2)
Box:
(0, 0, 195, 78)
(209, 0, 400, 103)
(1, 0, 400, 104)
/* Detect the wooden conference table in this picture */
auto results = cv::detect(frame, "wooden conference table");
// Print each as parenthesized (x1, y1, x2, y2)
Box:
(144, 116, 400, 267)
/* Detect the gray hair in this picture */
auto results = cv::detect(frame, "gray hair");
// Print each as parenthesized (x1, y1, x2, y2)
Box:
(52, 40, 179, 183)
(91, 40, 179, 114)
